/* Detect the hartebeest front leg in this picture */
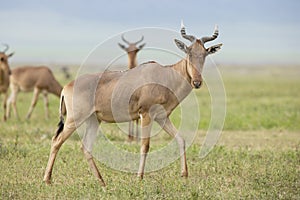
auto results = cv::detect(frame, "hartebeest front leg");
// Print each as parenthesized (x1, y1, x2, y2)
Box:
(137, 112, 152, 179)
(2, 92, 8, 121)
(81, 114, 106, 186)
(156, 117, 188, 177)
(26, 87, 40, 119)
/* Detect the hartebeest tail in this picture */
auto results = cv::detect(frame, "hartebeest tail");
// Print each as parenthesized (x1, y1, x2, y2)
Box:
(55, 94, 65, 139)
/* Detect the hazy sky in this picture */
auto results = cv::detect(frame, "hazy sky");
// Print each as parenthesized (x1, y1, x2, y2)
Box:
(1, 0, 300, 65)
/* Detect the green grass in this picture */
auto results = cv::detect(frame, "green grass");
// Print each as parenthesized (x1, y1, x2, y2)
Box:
(0, 65, 299, 199)
(0, 132, 299, 199)
(193, 65, 300, 131)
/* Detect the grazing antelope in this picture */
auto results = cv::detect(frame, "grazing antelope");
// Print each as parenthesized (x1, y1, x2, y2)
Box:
(118, 34, 146, 141)
(61, 66, 71, 80)
(0, 44, 14, 121)
(6, 66, 63, 120)
(43, 23, 222, 186)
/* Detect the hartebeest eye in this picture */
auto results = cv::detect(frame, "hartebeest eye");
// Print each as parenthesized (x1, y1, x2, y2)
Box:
(0, 57, 5, 62)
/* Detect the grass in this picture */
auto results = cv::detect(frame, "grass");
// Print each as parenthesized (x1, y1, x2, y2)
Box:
(0, 132, 299, 199)
(0, 65, 299, 199)
(194, 65, 300, 131)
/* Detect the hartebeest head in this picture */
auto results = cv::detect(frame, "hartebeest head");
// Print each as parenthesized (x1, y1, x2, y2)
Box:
(118, 34, 146, 69)
(0, 44, 14, 76)
(175, 22, 222, 89)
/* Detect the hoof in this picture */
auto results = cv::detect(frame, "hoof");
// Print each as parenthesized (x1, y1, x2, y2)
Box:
(43, 176, 52, 185)
(181, 171, 188, 178)
(99, 180, 106, 187)
(44, 179, 51, 185)
(137, 173, 144, 180)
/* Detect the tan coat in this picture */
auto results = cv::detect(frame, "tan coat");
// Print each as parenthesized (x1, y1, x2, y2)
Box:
(6, 66, 62, 119)
(44, 24, 222, 186)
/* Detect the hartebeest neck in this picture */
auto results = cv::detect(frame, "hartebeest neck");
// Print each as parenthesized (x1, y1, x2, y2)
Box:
(49, 80, 63, 97)
(166, 58, 194, 103)
(128, 53, 137, 69)
(0, 68, 10, 90)
(172, 59, 192, 84)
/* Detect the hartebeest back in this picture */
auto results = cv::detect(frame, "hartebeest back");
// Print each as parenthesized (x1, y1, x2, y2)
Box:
(0, 44, 14, 121)
(118, 34, 146, 141)
(43, 23, 222, 186)
(6, 66, 63, 120)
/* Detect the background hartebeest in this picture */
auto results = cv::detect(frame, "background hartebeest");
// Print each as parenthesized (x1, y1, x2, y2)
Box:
(0, 44, 14, 121)
(6, 66, 63, 120)
(118, 34, 146, 141)
(61, 66, 71, 80)
(43, 23, 222, 186)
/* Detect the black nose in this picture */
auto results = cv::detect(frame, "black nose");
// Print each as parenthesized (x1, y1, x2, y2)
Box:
(193, 81, 202, 88)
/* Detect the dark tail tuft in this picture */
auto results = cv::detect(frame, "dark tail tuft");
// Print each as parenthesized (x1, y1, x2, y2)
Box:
(55, 117, 64, 139)
(54, 94, 65, 139)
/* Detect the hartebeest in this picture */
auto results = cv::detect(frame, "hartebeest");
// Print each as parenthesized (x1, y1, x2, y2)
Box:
(118, 34, 146, 141)
(43, 23, 222, 186)
(61, 66, 71, 80)
(6, 66, 63, 120)
(0, 44, 14, 121)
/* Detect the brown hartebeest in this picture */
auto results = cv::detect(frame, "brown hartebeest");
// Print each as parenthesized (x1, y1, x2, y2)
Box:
(43, 23, 222, 186)
(6, 66, 63, 120)
(118, 34, 146, 141)
(0, 44, 14, 121)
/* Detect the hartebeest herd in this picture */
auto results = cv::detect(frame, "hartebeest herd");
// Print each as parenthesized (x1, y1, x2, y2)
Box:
(1, 23, 222, 186)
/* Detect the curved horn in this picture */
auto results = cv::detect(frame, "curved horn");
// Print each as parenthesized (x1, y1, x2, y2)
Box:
(121, 34, 130, 45)
(1, 43, 9, 53)
(201, 25, 219, 44)
(180, 20, 196, 42)
(134, 35, 144, 45)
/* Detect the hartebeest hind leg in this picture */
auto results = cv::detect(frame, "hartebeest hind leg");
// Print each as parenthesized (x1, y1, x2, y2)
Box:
(128, 121, 134, 142)
(42, 90, 49, 120)
(43, 118, 76, 184)
(26, 87, 41, 119)
(128, 119, 140, 142)
(81, 114, 106, 186)
(137, 112, 153, 179)
(156, 117, 188, 177)
(6, 85, 20, 119)
(135, 119, 139, 141)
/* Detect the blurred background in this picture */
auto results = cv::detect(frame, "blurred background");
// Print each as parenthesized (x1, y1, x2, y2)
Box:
(1, 0, 299, 66)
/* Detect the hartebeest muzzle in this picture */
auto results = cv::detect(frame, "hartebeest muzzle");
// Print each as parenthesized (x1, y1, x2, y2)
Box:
(193, 80, 202, 89)
(191, 74, 203, 89)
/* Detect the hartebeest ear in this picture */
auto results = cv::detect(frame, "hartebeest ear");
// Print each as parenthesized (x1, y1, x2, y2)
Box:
(206, 44, 222, 55)
(118, 43, 127, 51)
(7, 52, 14, 58)
(174, 39, 188, 53)
(138, 43, 146, 50)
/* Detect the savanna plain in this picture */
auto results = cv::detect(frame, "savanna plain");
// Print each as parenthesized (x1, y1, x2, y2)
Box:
(0, 65, 299, 199)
